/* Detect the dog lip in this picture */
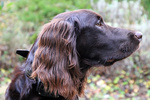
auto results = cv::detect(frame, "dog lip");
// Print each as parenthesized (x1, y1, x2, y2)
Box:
(104, 61, 115, 66)
(103, 59, 116, 66)
(104, 57, 126, 66)
(106, 59, 115, 63)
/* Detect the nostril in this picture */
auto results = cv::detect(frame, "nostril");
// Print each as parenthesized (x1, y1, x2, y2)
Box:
(135, 32, 143, 40)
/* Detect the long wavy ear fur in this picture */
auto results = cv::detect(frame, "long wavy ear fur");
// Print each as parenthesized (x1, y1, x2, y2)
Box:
(31, 19, 82, 99)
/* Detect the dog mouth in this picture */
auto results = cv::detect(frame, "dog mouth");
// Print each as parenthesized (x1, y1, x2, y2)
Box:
(103, 44, 140, 66)
(104, 58, 126, 66)
(106, 59, 115, 63)
(104, 59, 116, 66)
(104, 54, 131, 66)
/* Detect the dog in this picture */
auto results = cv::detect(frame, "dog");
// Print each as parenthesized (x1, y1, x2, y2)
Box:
(5, 9, 142, 100)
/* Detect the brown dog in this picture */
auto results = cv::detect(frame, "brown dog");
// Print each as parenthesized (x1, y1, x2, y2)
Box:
(5, 9, 142, 100)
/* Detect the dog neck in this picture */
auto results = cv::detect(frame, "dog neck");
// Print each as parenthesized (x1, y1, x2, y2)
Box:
(25, 66, 60, 98)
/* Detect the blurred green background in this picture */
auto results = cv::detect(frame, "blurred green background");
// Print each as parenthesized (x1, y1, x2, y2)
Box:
(0, 0, 150, 100)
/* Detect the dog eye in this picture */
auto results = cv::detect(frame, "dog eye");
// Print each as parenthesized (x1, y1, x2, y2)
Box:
(96, 19, 103, 27)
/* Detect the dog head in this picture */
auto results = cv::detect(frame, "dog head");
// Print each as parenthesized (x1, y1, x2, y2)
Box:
(76, 16, 142, 66)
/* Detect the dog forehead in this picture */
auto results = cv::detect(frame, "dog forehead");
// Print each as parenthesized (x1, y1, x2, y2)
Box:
(54, 9, 102, 20)
(54, 9, 102, 27)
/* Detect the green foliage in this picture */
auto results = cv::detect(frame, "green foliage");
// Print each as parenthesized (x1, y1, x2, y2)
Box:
(86, 66, 150, 99)
(0, 69, 11, 85)
(10, 0, 92, 43)
(147, 90, 150, 96)
(0, 1, 4, 15)
(0, 1, 4, 10)
(113, 77, 120, 84)
(29, 33, 38, 44)
(141, 0, 150, 19)
(1, 0, 150, 99)
(14, 0, 91, 24)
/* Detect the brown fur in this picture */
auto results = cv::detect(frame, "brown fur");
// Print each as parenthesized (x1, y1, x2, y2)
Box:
(31, 19, 83, 99)
(5, 9, 142, 100)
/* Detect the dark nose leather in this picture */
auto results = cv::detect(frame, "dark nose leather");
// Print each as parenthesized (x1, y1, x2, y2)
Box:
(135, 32, 142, 41)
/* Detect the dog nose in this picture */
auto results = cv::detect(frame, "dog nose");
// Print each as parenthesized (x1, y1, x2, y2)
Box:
(135, 32, 142, 41)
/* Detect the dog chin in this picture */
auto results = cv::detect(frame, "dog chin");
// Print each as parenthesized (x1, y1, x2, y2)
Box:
(103, 62, 115, 66)
(103, 53, 133, 66)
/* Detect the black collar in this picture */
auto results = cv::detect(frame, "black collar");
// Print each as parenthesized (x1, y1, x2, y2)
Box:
(25, 67, 59, 98)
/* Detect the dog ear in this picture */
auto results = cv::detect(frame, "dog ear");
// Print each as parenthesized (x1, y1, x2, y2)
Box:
(31, 19, 82, 99)
(16, 49, 29, 58)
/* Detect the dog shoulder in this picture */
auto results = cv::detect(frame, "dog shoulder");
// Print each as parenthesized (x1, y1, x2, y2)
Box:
(5, 66, 36, 100)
